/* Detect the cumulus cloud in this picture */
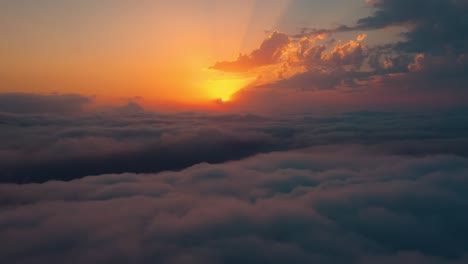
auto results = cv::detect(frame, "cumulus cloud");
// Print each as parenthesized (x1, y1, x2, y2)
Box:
(213, 0, 468, 110)
(210, 31, 291, 72)
(321, 34, 367, 69)
(1, 146, 468, 263)
(210, 31, 379, 95)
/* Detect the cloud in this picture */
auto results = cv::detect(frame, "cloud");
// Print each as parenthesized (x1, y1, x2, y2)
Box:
(0, 93, 91, 114)
(258, 68, 373, 90)
(356, 0, 468, 55)
(211, 31, 373, 92)
(1, 146, 468, 263)
(1, 98, 468, 183)
(0, 112, 278, 183)
(321, 34, 367, 68)
(210, 31, 291, 72)
(240, 34, 372, 91)
(214, 1, 468, 110)
(352, 0, 468, 87)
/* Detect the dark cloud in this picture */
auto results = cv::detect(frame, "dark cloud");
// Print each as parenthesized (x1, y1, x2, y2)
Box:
(357, 0, 468, 55)
(210, 31, 291, 72)
(351, 0, 468, 89)
(0, 93, 91, 114)
(367, 47, 413, 74)
(1, 146, 468, 263)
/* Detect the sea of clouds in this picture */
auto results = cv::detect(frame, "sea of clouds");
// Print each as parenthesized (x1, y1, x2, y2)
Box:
(1, 93, 468, 263)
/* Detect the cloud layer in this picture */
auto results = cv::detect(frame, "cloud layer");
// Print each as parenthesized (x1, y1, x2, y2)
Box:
(1, 146, 468, 263)
(1, 94, 467, 264)
(2, 93, 468, 183)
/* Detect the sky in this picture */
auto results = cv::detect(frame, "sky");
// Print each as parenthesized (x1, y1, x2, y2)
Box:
(4, 0, 462, 111)
(1, 1, 468, 264)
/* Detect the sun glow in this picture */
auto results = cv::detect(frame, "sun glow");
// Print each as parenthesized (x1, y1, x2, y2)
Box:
(203, 76, 255, 102)
(0, 1, 295, 107)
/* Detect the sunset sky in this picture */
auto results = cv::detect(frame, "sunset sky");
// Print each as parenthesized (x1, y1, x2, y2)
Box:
(4, 0, 464, 111)
(1, 1, 468, 264)
(0, 1, 362, 103)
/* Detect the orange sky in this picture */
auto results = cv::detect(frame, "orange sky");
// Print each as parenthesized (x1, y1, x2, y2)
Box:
(1, 0, 387, 110)
(0, 1, 294, 106)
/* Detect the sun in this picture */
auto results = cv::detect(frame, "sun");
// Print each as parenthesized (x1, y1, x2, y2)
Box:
(203, 76, 255, 102)
(214, 96, 231, 106)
